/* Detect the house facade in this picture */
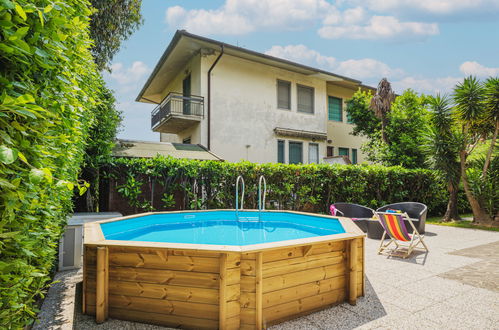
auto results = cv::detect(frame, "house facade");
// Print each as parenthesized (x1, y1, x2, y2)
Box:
(136, 30, 372, 164)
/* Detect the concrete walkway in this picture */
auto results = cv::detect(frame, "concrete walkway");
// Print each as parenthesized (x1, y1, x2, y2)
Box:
(35, 224, 499, 330)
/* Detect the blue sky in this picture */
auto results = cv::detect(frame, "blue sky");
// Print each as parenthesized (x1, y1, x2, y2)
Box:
(103, 0, 499, 141)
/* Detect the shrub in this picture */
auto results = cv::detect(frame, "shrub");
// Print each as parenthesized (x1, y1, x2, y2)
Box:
(0, 0, 103, 327)
(105, 157, 450, 216)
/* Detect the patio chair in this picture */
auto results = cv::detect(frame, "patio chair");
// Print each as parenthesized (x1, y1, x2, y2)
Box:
(376, 202, 428, 234)
(376, 212, 429, 258)
(330, 203, 375, 233)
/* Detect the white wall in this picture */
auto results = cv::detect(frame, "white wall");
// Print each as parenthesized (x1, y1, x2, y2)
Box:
(200, 53, 327, 163)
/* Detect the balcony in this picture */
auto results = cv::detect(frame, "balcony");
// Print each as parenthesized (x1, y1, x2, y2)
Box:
(151, 92, 204, 133)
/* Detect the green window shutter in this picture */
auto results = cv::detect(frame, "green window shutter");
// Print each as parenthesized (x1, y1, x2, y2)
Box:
(277, 140, 285, 163)
(338, 147, 349, 157)
(289, 142, 303, 164)
(352, 149, 357, 164)
(328, 96, 342, 121)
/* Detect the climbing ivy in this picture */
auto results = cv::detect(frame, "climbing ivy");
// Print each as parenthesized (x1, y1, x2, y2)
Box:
(105, 157, 459, 216)
(0, 0, 107, 327)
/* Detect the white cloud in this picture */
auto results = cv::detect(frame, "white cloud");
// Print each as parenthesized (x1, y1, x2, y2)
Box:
(265, 44, 403, 80)
(355, 0, 499, 17)
(165, 0, 335, 35)
(391, 76, 462, 94)
(319, 15, 439, 40)
(109, 61, 150, 85)
(459, 61, 499, 77)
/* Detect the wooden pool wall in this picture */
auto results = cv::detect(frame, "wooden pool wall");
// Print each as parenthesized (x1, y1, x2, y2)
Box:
(83, 212, 365, 329)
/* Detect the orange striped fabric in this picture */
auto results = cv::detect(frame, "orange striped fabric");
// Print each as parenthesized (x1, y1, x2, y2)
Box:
(378, 213, 411, 241)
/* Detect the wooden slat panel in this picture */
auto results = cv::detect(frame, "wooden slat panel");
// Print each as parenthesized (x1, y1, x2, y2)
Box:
(240, 308, 256, 325)
(87, 266, 220, 288)
(226, 284, 240, 302)
(86, 305, 218, 330)
(263, 252, 344, 278)
(262, 241, 344, 263)
(349, 239, 359, 305)
(219, 253, 227, 329)
(241, 276, 256, 293)
(263, 289, 346, 323)
(240, 259, 256, 276)
(226, 315, 240, 330)
(87, 293, 219, 320)
(262, 276, 346, 308)
(227, 268, 240, 286)
(108, 252, 220, 273)
(240, 292, 256, 309)
(86, 279, 219, 304)
(227, 300, 241, 319)
(242, 252, 256, 260)
(264, 263, 346, 293)
(106, 246, 221, 258)
(256, 252, 263, 330)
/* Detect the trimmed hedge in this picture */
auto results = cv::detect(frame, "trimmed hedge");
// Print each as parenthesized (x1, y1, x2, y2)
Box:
(0, 0, 103, 327)
(106, 157, 458, 216)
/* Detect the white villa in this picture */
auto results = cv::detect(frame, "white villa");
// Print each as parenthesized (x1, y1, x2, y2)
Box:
(136, 30, 373, 164)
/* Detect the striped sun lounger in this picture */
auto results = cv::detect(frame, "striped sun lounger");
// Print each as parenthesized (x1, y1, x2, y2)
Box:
(375, 212, 429, 258)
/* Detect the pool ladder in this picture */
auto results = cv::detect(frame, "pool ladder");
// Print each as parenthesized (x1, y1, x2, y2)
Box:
(235, 175, 267, 220)
(235, 176, 245, 219)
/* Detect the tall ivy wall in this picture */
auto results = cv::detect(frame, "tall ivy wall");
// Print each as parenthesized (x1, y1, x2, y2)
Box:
(0, 0, 102, 327)
(106, 157, 458, 216)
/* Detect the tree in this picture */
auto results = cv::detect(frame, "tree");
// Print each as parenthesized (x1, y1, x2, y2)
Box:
(346, 89, 429, 168)
(453, 76, 498, 225)
(483, 78, 499, 179)
(89, 0, 143, 70)
(424, 95, 462, 221)
(370, 78, 395, 144)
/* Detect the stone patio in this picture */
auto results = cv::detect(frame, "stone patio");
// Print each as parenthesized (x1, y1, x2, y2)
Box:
(35, 224, 499, 330)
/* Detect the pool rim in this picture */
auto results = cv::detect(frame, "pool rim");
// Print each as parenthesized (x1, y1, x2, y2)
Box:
(84, 209, 365, 253)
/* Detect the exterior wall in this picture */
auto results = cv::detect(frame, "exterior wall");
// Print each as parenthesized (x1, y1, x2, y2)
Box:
(326, 84, 367, 163)
(156, 51, 368, 164)
(201, 52, 327, 163)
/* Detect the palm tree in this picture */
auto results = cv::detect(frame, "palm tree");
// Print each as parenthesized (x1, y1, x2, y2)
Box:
(453, 76, 494, 224)
(483, 77, 499, 179)
(370, 78, 395, 144)
(424, 95, 461, 221)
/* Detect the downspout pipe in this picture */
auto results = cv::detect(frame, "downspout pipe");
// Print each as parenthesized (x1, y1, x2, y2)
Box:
(207, 45, 224, 150)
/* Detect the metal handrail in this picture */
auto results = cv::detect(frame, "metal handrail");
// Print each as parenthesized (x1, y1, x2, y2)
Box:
(258, 175, 267, 212)
(235, 176, 245, 218)
(151, 92, 204, 129)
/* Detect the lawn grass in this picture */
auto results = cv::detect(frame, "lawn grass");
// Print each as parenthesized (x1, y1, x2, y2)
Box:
(427, 213, 499, 232)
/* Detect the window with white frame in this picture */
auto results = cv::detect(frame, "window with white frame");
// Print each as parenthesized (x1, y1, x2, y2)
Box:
(308, 143, 319, 163)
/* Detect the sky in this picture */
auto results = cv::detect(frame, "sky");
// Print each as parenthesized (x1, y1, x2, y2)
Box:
(102, 0, 499, 141)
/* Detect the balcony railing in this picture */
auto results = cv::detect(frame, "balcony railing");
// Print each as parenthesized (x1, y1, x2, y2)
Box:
(151, 92, 204, 130)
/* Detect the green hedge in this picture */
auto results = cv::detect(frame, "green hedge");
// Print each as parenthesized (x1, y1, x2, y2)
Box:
(106, 157, 457, 216)
(0, 0, 102, 327)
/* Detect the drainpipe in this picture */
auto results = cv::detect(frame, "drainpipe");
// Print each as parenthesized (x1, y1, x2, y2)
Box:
(207, 45, 224, 150)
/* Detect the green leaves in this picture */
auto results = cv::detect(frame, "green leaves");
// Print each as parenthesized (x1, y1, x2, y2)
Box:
(0, 145, 18, 164)
(15, 4, 27, 21)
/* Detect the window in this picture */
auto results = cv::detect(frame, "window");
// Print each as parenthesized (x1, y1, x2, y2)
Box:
(182, 137, 191, 144)
(338, 147, 349, 158)
(308, 143, 319, 163)
(328, 96, 342, 121)
(297, 85, 314, 113)
(277, 140, 285, 163)
(352, 148, 358, 164)
(277, 80, 291, 109)
(289, 141, 303, 164)
(327, 146, 334, 157)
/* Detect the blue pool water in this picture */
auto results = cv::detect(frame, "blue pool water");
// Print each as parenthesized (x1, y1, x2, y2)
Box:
(101, 211, 345, 246)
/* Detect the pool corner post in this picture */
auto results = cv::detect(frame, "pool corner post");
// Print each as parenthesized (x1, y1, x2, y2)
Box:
(96, 246, 109, 323)
(348, 238, 359, 306)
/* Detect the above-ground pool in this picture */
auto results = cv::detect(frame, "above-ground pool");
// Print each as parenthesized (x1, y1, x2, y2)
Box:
(83, 210, 365, 329)
(100, 211, 346, 246)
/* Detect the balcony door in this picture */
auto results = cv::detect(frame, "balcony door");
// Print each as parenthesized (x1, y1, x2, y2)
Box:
(182, 74, 191, 115)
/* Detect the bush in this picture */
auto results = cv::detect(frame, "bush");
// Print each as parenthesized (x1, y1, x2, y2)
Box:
(0, 0, 103, 327)
(105, 157, 450, 216)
